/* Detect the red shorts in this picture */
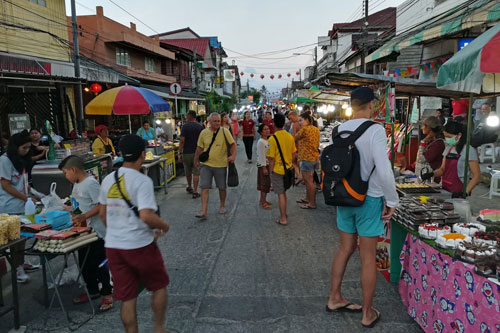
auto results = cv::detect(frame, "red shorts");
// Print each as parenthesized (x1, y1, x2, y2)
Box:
(106, 242, 169, 301)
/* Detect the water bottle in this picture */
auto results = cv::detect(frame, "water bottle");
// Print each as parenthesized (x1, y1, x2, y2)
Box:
(24, 198, 36, 224)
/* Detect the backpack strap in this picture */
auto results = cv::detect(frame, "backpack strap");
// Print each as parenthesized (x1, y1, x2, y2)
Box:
(349, 121, 377, 143)
(114, 169, 140, 218)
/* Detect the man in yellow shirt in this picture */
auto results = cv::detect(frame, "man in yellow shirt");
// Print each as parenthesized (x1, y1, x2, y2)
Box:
(194, 113, 236, 219)
(92, 125, 115, 157)
(267, 114, 297, 226)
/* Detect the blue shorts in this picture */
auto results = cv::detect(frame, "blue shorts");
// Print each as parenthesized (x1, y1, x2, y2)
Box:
(336, 196, 385, 237)
(300, 160, 316, 172)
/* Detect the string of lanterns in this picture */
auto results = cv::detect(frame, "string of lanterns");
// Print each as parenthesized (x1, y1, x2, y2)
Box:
(241, 71, 300, 79)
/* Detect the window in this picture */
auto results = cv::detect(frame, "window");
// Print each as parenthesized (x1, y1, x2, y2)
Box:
(116, 47, 130, 67)
(145, 57, 155, 72)
(28, 0, 46, 6)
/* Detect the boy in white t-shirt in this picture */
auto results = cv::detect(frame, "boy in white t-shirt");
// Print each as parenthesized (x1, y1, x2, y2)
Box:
(99, 134, 170, 332)
(59, 155, 113, 312)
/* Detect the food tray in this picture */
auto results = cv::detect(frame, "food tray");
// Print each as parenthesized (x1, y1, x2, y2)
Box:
(397, 187, 439, 195)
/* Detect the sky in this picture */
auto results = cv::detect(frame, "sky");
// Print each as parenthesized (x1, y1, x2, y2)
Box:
(65, 0, 406, 92)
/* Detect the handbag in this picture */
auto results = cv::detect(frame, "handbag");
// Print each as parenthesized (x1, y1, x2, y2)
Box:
(199, 128, 220, 162)
(223, 128, 239, 187)
(272, 134, 295, 190)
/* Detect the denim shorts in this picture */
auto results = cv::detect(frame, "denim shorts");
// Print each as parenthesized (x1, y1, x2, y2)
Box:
(300, 160, 316, 172)
(200, 165, 227, 189)
(336, 196, 385, 237)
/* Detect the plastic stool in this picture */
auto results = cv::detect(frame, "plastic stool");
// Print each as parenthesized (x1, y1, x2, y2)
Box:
(490, 172, 500, 199)
(480, 144, 496, 163)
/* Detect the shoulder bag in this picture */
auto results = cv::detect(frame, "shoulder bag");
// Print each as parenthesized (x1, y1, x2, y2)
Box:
(199, 128, 220, 162)
(114, 169, 140, 218)
(272, 134, 294, 190)
(223, 128, 239, 187)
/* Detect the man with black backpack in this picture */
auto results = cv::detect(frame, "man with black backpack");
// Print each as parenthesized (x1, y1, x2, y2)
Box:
(324, 87, 398, 328)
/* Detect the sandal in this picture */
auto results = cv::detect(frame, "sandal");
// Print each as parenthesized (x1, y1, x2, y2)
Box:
(296, 199, 309, 204)
(219, 209, 227, 215)
(362, 308, 381, 328)
(300, 204, 316, 210)
(192, 192, 200, 199)
(186, 186, 193, 194)
(326, 302, 362, 313)
(260, 202, 272, 210)
(195, 214, 207, 220)
(99, 296, 114, 313)
(275, 218, 288, 226)
(73, 293, 100, 305)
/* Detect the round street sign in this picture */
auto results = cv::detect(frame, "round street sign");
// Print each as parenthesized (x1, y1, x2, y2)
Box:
(169, 82, 182, 96)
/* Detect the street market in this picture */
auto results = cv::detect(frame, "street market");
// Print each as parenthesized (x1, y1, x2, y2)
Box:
(1, 0, 500, 332)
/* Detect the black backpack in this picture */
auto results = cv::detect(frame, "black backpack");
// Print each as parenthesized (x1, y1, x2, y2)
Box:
(321, 121, 377, 207)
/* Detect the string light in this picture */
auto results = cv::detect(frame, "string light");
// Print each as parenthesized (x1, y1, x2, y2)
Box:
(346, 107, 353, 117)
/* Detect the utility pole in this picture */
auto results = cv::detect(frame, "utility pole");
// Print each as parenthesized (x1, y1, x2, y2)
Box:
(219, 45, 223, 89)
(361, 0, 369, 73)
(299, 68, 302, 81)
(193, 48, 199, 94)
(70, 0, 84, 135)
(314, 46, 318, 79)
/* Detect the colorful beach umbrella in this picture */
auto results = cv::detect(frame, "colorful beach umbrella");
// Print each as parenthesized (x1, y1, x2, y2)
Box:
(85, 85, 170, 115)
(437, 22, 500, 94)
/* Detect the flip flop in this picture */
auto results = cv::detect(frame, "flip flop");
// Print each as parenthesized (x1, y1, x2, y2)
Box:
(186, 187, 193, 193)
(219, 209, 227, 215)
(296, 199, 308, 204)
(275, 218, 288, 226)
(325, 303, 362, 313)
(362, 309, 381, 328)
(195, 214, 207, 220)
(99, 297, 114, 313)
(260, 203, 272, 210)
(192, 193, 200, 199)
(73, 293, 100, 305)
(300, 204, 316, 210)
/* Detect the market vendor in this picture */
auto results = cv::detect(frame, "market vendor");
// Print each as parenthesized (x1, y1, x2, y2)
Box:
(92, 125, 115, 157)
(136, 121, 156, 141)
(415, 116, 445, 183)
(0, 130, 34, 283)
(422, 120, 480, 197)
(29, 128, 48, 162)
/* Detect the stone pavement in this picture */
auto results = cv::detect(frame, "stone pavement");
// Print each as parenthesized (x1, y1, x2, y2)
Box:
(1, 143, 422, 333)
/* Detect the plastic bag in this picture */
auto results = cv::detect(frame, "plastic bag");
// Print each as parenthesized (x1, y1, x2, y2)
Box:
(40, 183, 65, 214)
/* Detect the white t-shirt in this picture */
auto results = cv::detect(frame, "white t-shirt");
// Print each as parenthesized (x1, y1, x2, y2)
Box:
(99, 167, 158, 250)
(0, 155, 27, 214)
(317, 117, 324, 129)
(336, 119, 399, 208)
(256, 138, 269, 167)
(72, 176, 106, 238)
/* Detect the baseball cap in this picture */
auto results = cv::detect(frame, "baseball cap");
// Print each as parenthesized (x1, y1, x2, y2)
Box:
(119, 134, 146, 162)
(350, 87, 378, 105)
(94, 124, 108, 134)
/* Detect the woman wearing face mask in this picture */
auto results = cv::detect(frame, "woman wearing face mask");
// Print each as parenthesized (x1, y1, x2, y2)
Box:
(422, 120, 480, 197)
(0, 130, 38, 283)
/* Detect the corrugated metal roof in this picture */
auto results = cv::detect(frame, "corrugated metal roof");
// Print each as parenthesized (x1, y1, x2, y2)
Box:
(160, 38, 209, 58)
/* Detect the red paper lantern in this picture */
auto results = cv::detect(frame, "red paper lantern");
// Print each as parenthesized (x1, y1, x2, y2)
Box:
(260, 74, 265, 79)
(250, 73, 254, 78)
(278, 74, 282, 79)
(90, 83, 102, 95)
(270, 75, 274, 80)
(296, 72, 300, 76)
(240, 72, 244, 76)
(287, 73, 291, 77)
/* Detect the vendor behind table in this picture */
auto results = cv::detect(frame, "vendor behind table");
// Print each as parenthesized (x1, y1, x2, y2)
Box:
(414, 116, 445, 183)
(92, 125, 116, 157)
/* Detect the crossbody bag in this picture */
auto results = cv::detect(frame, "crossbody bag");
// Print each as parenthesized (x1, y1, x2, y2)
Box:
(272, 134, 295, 190)
(199, 128, 220, 162)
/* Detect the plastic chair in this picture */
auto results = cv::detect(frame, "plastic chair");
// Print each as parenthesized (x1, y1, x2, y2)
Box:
(490, 172, 500, 199)
(479, 143, 496, 163)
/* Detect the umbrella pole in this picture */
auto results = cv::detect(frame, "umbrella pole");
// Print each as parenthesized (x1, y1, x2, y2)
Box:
(128, 115, 132, 134)
(463, 94, 473, 197)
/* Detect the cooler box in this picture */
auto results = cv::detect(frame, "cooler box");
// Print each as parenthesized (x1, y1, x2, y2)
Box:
(35, 211, 72, 230)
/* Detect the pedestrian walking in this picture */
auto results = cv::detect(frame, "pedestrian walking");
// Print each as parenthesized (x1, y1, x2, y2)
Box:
(326, 87, 398, 328)
(194, 113, 236, 219)
(262, 111, 275, 135)
(58, 155, 113, 312)
(179, 110, 204, 198)
(287, 111, 301, 184)
(231, 111, 240, 144)
(267, 114, 296, 226)
(240, 111, 256, 163)
(256, 124, 271, 209)
(99, 134, 170, 333)
(294, 112, 320, 209)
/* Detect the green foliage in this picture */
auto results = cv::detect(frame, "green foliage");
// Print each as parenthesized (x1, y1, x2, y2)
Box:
(252, 91, 261, 105)
(261, 85, 267, 92)
(206, 90, 237, 113)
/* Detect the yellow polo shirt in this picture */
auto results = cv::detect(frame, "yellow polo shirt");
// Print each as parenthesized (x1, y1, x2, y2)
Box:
(197, 127, 235, 168)
(92, 136, 115, 156)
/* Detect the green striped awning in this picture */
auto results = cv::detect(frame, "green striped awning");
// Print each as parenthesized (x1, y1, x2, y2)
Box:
(366, 0, 500, 63)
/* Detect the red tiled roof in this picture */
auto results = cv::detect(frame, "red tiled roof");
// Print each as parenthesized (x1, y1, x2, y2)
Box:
(329, 7, 396, 38)
(160, 38, 209, 58)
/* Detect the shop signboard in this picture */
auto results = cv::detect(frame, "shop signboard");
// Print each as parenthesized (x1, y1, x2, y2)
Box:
(8, 114, 31, 135)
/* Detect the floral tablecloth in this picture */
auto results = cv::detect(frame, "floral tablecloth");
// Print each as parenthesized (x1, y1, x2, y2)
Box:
(399, 234, 500, 332)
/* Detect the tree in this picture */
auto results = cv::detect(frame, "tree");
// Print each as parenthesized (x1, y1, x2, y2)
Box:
(261, 85, 267, 92)
(252, 91, 261, 105)
(206, 90, 237, 114)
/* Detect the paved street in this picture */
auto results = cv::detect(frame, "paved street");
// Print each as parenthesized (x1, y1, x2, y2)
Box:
(2, 143, 421, 333)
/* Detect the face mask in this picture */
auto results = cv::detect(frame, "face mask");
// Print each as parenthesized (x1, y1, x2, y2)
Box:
(445, 136, 457, 146)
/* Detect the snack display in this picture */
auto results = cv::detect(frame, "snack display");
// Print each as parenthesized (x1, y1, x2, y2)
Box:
(0, 214, 21, 245)
(34, 229, 97, 253)
(473, 231, 500, 246)
(456, 240, 496, 263)
(453, 223, 486, 237)
(418, 223, 451, 240)
(435, 233, 468, 249)
(396, 183, 439, 194)
(478, 209, 500, 223)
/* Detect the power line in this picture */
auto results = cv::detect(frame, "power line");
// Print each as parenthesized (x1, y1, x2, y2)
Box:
(107, 0, 160, 35)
